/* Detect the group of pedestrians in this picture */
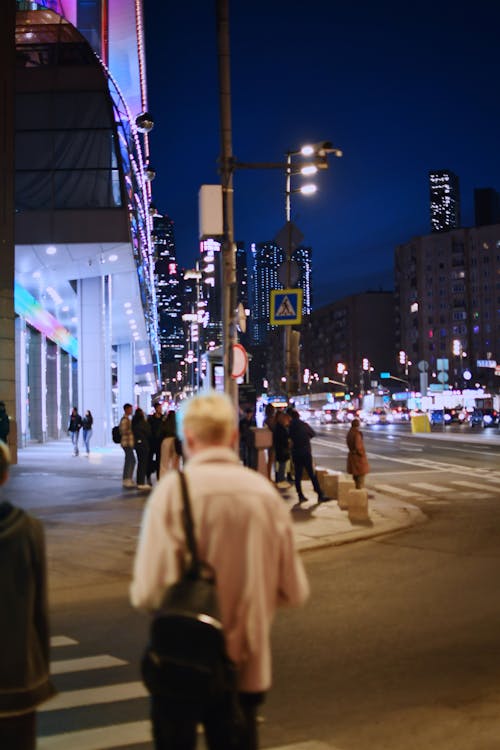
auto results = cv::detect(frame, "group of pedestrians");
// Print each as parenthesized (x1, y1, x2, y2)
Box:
(120, 401, 181, 490)
(67, 407, 93, 456)
(263, 403, 370, 501)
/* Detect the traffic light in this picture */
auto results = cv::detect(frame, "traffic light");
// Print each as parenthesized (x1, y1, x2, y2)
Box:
(399, 350, 406, 365)
(362, 358, 369, 371)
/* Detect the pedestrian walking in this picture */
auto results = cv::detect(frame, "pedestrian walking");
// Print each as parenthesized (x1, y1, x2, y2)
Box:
(346, 418, 370, 488)
(119, 403, 136, 488)
(0, 440, 56, 749)
(132, 407, 152, 491)
(81, 410, 93, 455)
(0, 402, 9, 444)
(273, 410, 291, 486)
(288, 409, 330, 503)
(130, 391, 309, 750)
(158, 410, 181, 478)
(263, 403, 276, 480)
(147, 402, 167, 484)
(238, 407, 256, 468)
(67, 407, 82, 456)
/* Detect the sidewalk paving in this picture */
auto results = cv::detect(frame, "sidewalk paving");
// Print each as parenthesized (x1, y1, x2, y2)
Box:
(5, 440, 426, 604)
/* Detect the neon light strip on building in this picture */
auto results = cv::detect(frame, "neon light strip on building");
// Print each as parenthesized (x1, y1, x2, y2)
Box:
(14, 282, 78, 359)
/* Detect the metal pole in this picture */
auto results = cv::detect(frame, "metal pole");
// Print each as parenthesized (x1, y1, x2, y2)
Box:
(216, 0, 238, 412)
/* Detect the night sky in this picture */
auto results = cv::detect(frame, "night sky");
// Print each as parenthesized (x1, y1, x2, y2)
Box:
(143, 1, 500, 308)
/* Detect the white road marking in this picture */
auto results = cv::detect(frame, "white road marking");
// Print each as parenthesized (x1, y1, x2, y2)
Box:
(50, 636, 78, 647)
(372, 484, 418, 498)
(38, 725, 337, 750)
(450, 481, 500, 493)
(51, 655, 127, 675)
(410, 482, 449, 493)
(38, 720, 150, 750)
(39, 681, 148, 711)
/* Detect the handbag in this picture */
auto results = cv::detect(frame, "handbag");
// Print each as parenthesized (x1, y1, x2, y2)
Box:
(141, 470, 238, 703)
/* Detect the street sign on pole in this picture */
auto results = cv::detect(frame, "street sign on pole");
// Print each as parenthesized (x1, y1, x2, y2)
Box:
(270, 289, 302, 325)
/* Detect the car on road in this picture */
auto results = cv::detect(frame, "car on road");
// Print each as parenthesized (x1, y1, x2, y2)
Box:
(469, 407, 499, 428)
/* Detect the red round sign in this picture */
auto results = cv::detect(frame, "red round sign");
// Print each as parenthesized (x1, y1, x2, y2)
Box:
(231, 343, 248, 379)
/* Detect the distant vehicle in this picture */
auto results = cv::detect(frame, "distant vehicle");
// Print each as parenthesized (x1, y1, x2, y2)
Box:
(470, 408, 499, 428)
(364, 408, 393, 425)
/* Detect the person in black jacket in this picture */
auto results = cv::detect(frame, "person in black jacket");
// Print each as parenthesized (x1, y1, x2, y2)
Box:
(288, 409, 329, 504)
(273, 410, 291, 485)
(67, 407, 82, 456)
(132, 407, 152, 491)
(0, 402, 9, 444)
(0, 441, 56, 748)
(81, 410, 93, 455)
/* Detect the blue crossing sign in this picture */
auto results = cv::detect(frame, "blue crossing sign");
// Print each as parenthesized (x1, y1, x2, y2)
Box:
(270, 288, 303, 325)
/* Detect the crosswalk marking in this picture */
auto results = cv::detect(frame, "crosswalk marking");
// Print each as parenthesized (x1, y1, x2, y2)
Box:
(38, 720, 151, 750)
(409, 482, 449, 493)
(451, 480, 500, 493)
(372, 483, 418, 498)
(51, 635, 78, 647)
(39, 681, 148, 712)
(51, 655, 127, 675)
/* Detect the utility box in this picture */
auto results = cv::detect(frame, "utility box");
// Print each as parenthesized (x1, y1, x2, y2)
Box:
(199, 184, 223, 239)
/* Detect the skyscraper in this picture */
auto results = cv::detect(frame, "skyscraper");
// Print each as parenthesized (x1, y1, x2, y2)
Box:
(429, 170, 461, 232)
(153, 215, 184, 367)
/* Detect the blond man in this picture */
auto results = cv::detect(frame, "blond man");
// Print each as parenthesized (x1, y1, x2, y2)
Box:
(131, 391, 309, 750)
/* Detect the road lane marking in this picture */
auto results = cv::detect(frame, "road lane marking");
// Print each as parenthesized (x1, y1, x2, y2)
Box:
(38, 725, 337, 750)
(51, 655, 127, 675)
(450, 480, 500, 493)
(410, 482, 449, 493)
(38, 720, 150, 750)
(372, 484, 418, 498)
(50, 636, 78, 647)
(39, 681, 148, 711)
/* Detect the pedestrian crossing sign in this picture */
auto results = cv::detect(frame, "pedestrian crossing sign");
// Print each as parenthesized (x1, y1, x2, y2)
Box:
(270, 288, 303, 325)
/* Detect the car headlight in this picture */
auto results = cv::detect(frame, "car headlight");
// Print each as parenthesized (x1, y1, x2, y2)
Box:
(484, 414, 493, 424)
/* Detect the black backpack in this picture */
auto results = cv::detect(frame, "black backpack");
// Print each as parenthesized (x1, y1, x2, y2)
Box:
(112, 425, 121, 444)
(141, 471, 237, 704)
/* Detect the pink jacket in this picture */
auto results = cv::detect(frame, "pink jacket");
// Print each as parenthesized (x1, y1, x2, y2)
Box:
(130, 446, 309, 692)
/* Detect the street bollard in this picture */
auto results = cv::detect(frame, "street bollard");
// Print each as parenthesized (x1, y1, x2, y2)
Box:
(347, 488, 370, 523)
(321, 471, 341, 499)
(250, 427, 273, 477)
(338, 476, 355, 509)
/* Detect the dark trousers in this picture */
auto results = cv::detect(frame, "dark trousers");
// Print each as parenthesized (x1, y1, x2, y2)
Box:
(292, 452, 322, 497)
(0, 712, 36, 750)
(151, 692, 263, 750)
(135, 442, 149, 485)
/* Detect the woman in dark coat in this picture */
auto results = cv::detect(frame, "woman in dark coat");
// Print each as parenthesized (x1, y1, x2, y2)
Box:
(346, 418, 370, 488)
(273, 410, 291, 484)
(132, 408, 152, 491)
(0, 441, 56, 749)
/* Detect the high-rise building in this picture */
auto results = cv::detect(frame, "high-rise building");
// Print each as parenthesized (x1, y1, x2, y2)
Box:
(429, 170, 461, 232)
(395, 225, 500, 387)
(249, 242, 313, 345)
(153, 215, 184, 367)
(474, 187, 500, 227)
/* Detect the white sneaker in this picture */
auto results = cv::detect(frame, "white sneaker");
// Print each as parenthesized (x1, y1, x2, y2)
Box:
(137, 484, 151, 491)
(123, 479, 135, 488)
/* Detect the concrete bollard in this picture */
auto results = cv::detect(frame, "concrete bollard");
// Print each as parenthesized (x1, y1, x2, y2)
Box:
(320, 472, 340, 499)
(337, 477, 355, 509)
(347, 488, 370, 523)
(315, 468, 328, 487)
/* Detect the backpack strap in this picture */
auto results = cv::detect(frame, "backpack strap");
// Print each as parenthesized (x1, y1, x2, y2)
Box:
(177, 470, 200, 571)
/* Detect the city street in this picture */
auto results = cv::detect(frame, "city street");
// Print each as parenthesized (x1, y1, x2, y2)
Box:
(6, 429, 500, 750)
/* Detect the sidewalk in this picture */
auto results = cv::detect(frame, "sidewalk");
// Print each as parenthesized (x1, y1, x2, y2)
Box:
(5, 440, 426, 603)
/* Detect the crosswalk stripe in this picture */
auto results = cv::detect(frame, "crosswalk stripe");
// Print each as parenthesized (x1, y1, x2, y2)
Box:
(39, 681, 148, 712)
(38, 724, 337, 750)
(51, 655, 127, 675)
(51, 636, 78, 647)
(38, 720, 151, 750)
(372, 483, 418, 498)
(409, 482, 449, 493)
(450, 480, 500, 492)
